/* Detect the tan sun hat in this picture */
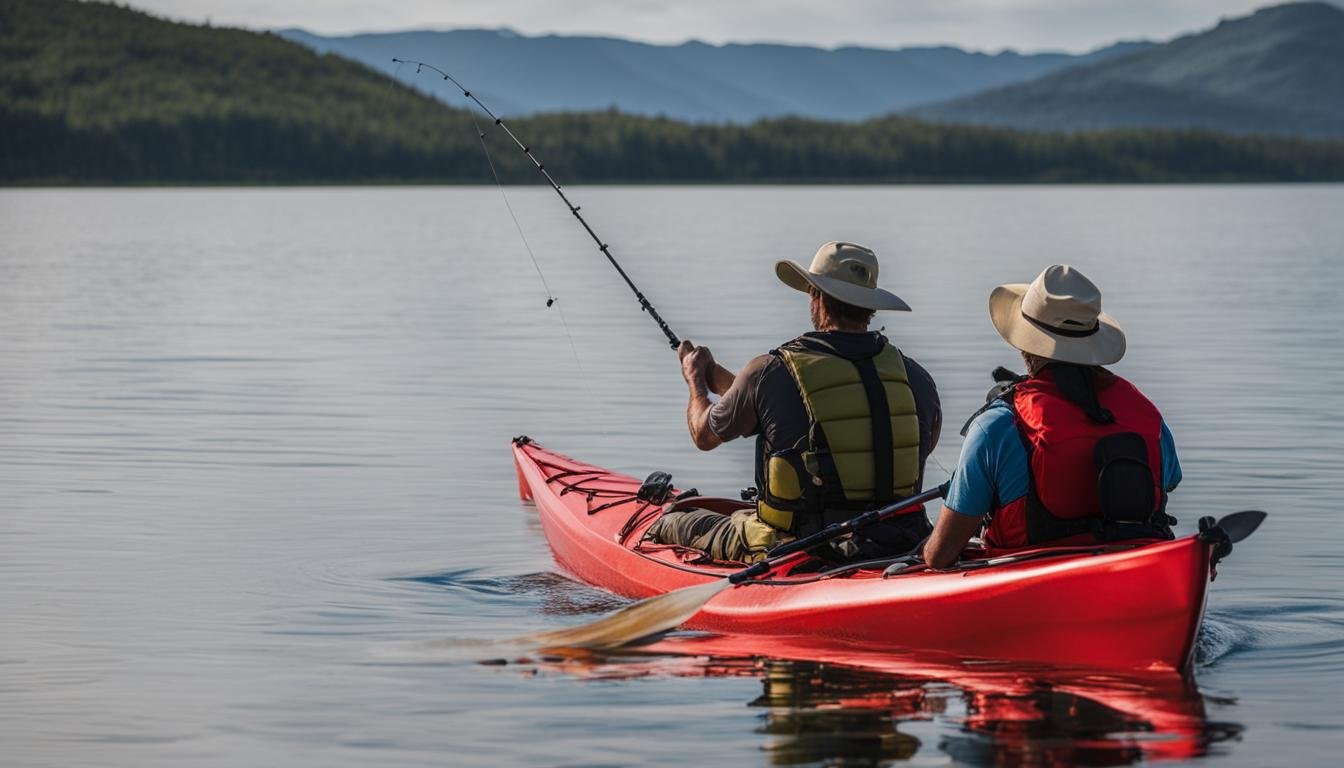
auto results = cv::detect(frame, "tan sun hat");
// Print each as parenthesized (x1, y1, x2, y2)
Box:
(988, 264, 1126, 366)
(775, 241, 911, 312)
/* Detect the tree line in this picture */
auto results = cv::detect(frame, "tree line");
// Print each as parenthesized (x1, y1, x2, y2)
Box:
(3, 0, 1342, 184)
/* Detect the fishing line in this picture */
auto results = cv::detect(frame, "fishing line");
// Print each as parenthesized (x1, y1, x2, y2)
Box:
(393, 58, 590, 407)
(930, 451, 954, 484)
(464, 108, 556, 306)
(451, 80, 611, 434)
(393, 58, 681, 350)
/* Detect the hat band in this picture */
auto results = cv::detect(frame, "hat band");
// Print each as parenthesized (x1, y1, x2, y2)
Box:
(1021, 310, 1099, 338)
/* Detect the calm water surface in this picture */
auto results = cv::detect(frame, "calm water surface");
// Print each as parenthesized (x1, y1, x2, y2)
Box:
(2, 185, 1343, 766)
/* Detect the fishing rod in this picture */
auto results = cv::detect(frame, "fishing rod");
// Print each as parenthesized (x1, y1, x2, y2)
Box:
(393, 58, 681, 350)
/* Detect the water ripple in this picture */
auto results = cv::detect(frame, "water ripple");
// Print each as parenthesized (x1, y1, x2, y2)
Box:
(393, 569, 629, 616)
(6, 185, 1344, 766)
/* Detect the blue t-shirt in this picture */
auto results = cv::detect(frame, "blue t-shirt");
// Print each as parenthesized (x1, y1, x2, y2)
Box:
(945, 401, 1182, 518)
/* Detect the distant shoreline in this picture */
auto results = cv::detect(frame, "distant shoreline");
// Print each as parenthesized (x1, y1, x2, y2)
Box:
(7, 178, 1344, 188)
(7, 1, 1343, 186)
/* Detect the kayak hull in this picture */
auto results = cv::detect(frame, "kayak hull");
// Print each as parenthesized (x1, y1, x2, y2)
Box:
(514, 439, 1213, 672)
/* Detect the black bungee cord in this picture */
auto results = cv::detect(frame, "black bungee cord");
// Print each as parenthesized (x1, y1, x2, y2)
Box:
(394, 58, 682, 350)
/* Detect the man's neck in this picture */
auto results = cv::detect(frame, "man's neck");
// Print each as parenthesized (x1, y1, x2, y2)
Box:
(814, 324, 870, 334)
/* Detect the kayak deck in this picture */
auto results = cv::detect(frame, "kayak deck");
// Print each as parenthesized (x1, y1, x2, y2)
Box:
(514, 438, 1213, 672)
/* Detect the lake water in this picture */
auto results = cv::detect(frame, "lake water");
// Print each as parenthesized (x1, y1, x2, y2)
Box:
(2, 185, 1343, 766)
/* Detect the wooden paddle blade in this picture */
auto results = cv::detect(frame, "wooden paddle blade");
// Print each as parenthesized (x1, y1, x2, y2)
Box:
(521, 579, 731, 651)
(1215, 510, 1267, 543)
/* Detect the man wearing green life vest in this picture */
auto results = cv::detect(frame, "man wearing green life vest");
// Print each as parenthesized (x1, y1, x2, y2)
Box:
(645, 241, 942, 563)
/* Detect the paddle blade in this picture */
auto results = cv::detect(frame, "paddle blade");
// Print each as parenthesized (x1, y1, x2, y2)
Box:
(1213, 510, 1267, 543)
(521, 578, 731, 651)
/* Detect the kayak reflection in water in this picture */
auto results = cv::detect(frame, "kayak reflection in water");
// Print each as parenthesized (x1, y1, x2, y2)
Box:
(924, 265, 1183, 569)
(645, 241, 943, 564)
(525, 636, 1242, 766)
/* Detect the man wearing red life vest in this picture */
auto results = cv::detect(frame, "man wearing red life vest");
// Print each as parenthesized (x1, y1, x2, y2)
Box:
(924, 265, 1181, 569)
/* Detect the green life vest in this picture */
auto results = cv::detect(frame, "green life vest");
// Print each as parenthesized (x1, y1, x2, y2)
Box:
(757, 341, 922, 534)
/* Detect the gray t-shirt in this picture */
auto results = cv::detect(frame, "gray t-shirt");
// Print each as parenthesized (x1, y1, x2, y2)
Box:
(709, 331, 942, 493)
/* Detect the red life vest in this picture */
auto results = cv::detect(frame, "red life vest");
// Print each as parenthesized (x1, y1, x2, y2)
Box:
(984, 368, 1168, 549)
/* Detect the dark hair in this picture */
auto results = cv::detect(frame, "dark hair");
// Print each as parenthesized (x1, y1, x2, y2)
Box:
(1048, 363, 1115, 424)
(810, 287, 875, 327)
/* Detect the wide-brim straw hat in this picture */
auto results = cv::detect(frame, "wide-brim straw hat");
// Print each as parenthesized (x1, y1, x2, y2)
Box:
(988, 264, 1126, 366)
(775, 241, 911, 311)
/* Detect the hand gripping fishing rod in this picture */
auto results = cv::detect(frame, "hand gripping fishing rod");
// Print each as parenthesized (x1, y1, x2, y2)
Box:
(393, 59, 681, 350)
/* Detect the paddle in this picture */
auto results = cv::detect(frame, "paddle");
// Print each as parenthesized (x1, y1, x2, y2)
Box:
(1198, 510, 1266, 544)
(1197, 509, 1267, 570)
(521, 483, 948, 651)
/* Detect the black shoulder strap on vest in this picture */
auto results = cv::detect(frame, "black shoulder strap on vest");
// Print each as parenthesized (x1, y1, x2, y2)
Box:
(852, 355, 894, 504)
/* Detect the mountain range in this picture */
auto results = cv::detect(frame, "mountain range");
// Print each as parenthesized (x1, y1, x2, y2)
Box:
(282, 2, 1344, 137)
(3, 0, 1342, 184)
(276, 29, 1151, 124)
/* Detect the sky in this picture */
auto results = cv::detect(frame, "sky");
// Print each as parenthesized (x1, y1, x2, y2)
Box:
(124, 0, 1324, 52)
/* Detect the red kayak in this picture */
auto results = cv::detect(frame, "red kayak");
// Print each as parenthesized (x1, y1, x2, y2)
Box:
(514, 437, 1238, 673)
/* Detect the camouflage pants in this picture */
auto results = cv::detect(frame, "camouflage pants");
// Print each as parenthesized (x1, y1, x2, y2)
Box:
(645, 507, 933, 564)
(644, 508, 788, 564)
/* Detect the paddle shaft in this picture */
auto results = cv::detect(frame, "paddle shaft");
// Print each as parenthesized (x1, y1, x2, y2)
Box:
(393, 58, 681, 349)
(728, 483, 949, 584)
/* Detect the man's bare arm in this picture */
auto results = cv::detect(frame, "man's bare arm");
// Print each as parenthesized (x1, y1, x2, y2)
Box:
(923, 505, 983, 569)
(677, 339, 735, 396)
(679, 340, 725, 451)
(685, 375, 723, 451)
(708, 362, 735, 396)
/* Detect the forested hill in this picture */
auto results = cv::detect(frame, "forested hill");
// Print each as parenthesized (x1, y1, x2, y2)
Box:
(0, 0, 489, 182)
(913, 2, 1344, 137)
(3, 0, 1344, 184)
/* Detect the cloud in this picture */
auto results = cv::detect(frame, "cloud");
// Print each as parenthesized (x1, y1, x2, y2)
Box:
(126, 0, 1336, 52)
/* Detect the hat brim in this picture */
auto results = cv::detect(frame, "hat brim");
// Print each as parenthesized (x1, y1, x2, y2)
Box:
(775, 260, 911, 312)
(989, 284, 1126, 366)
